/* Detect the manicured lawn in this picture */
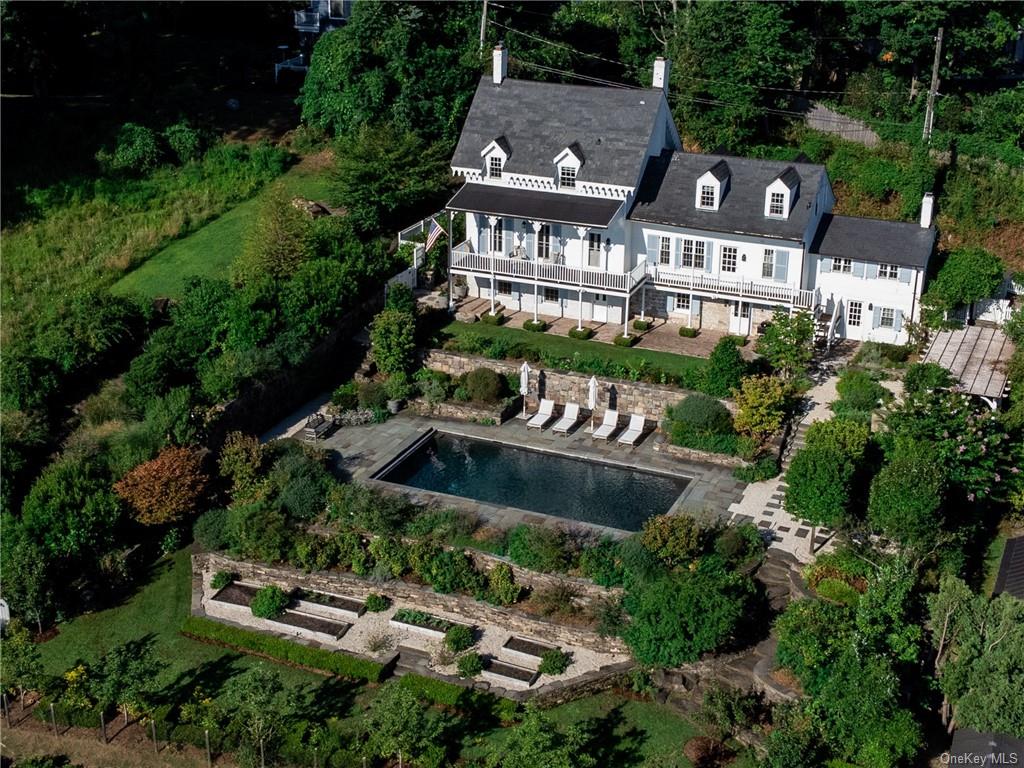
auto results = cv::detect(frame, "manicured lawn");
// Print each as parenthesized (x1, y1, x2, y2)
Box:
(38, 548, 334, 699)
(461, 691, 706, 767)
(112, 159, 332, 299)
(440, 320, 707, 379)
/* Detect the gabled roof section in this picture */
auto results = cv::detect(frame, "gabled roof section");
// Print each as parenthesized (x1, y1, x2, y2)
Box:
(775, 166, 801, 187)
(630, 151, 827, 240)
(480, 135, 512, 158)
(452, 76, 664, 187)
(554, 142, 585, 166)
(810, 214, 936, 268)
(706, 159, 730, 182)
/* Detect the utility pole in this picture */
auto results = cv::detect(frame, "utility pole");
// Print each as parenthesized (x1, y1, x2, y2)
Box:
(922, 27, 944, 142)
(479, 0, 488, 51)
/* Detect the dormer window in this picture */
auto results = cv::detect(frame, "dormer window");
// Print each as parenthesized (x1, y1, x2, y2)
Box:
(769, 192, 785, 217)
(765, 166, 800, 219)
(481, 136, 511, 181)
(553, 143, 583, 190)
(559, 166, 577, 188)
(488, 156, 503, 179)
(695, 160, 729, 211)
(699, 185, 715, 209)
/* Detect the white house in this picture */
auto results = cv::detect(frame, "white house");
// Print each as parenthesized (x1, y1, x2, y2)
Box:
(445, 45, 936, 346)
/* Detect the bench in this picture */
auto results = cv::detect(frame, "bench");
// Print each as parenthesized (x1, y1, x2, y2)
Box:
(302, 412, 335, 443)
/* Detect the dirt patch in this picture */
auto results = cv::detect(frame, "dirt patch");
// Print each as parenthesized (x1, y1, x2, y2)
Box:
(937, 217, 1024, 271)
(831, 181, 907, 221)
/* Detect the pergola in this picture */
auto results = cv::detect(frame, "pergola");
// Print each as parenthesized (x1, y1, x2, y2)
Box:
(921, 325, 1015, 409)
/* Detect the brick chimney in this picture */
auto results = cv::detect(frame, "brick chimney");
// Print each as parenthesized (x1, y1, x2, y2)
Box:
(653, 57, 671, 94)
(493, 42, 508, 85)
(920, 192, 935, 228)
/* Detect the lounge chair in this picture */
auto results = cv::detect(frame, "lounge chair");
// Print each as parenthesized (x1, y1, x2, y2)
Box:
(552, 402, 581, 435)
(616, 414, 646, 446)
(526, 399, 556, 430)
(591, 409, 619, 440)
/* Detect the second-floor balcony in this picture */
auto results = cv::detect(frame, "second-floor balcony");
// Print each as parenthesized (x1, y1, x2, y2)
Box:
(451, 241, 648, 295)
(647, 265, 815, 309)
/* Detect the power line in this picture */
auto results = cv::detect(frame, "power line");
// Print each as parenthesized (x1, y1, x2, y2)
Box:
(511, 59, 634, 89)
(490, 20, 625, 67)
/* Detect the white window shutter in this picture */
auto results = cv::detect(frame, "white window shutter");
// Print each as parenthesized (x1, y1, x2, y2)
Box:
(872, 305, 881, 328)
(478, 217, 488, 253)
(774, 250, 789, 282)
(819, 258, 829, 273)
(898, 267, 912, 284)
(646, 234, 658, 262)
(504, 219, 514, 255)
(866, 263, 879, 279)
(852, 261, 865, 278)
(525, 230, 535, 258)
(674, 238, 682, 267)
(705, 241, 714, 273)
(666, 295, 674, 313)
(894, 310, 903, 332)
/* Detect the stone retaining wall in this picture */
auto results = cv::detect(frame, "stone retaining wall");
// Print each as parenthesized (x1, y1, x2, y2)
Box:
(406, 396, 520, 425)
(197, 552, 629, 655)
(425, 350, 736, 421)
(652, 437, 750, 469)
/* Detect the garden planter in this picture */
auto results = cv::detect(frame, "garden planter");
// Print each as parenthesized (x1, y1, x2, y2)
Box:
(453, 283, 469, 299)
(387, 399, 402, 415)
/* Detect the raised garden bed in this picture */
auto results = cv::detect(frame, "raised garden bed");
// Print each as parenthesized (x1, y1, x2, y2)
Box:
(269, 610, 350, 640)
(502, 636, 556, 660)
(407, 396, 520, 426)
(210, 582, 260, 607)
(389, 608, 454, 638)
(295, 589, 365, 618)
(483, 658, 538, 687)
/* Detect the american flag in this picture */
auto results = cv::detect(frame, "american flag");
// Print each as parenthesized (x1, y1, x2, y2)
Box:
(425, 217, 446, 252)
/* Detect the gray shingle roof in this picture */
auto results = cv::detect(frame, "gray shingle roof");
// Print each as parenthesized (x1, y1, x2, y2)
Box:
(810, 213, 936, 268)
(776, 166, 801, 187)
(447, 183, 623, 228)
(949, 729, 1024, 764)
(629, 150, 828, 241)
(451, 76, 664, 187)
(708, 159, 730, 181)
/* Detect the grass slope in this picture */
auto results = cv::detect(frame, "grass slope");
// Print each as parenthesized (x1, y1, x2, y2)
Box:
(112, 156, 332, 299)
(441, 320, 707, 378)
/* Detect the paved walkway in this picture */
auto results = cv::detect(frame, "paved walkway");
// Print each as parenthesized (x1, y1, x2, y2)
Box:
(727, 371, 843, 563)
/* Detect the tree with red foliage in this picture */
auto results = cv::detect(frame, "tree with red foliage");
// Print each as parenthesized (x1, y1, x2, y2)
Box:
(114, 446, 208, 525)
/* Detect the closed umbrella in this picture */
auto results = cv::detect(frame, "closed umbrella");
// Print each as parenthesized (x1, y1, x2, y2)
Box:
(520, 361, 531, 418)
(588, 375, 598, 431)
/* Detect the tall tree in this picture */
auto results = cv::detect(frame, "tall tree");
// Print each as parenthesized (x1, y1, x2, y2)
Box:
(113, 446, 209, 525)
(755, 310, 816, 380)
(232, 185, 313, 285)
(485, 704, 596, 768)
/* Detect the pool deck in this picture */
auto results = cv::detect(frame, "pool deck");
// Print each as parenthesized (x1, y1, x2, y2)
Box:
(316, 411, 747, 536)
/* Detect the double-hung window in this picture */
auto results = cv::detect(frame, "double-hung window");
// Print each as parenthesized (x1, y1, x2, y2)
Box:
(722, 246, 738, 273)
(680, 239, 705, 269)
(878, 263, 899, 280)
(669, 294, 691, 312)
(769, 192, 785, 216)
(699, 185, 715, 208)
(681, 239, 694, 268)
(659, 236, 672, 266)
(559, 166, 576, 188)
(587, 233, 602, 267)
(832, 257, 852, 274)
(496, 280, 512, 295)
(879, 307, 895, 328)
(847, 301, 862, 327)
(488, 156, 502, 179)
(490, 218, 503, 254)
(543, 287, 559, 303)
(537, 224, 550, 260)
(762, 249, 775, 279)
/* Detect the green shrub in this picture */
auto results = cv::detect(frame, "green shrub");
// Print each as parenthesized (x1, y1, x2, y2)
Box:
(507, 524, 570, 572)
(664, 393, 739, 454)
(578, 539, 625, 587)
(523, 319, 548, 332)
(835, 369, 890, 411)
(613, 334, 637, 347)
(193, 508, 232, 551)
(385, 372, 415, 401)
(702, 338, 747, 397)
(210, 571, 236, 590)
(679, 326, 699, 338)
(367, 536, 408, 578)
(357, 381, 389, 410)
(714, 523, 765, 567)
(422, 550, 485, 595)
(332, 380, 359, 410)
(480, 311, 505, 326)
(640, 514, 707, 567)
(853, 341, 911, 368)
(538, 648, 572, 676)
(486, 562, 523, 605)
(163, 120, 204, 163)
(104, 122, 162, 174)
(444, 624, 475, 653)
(724, 335, 748, 347)
(397, 674, 466, 707)
(633, 319, 653, 332)
(814, 577, 862, 607)
(370, 309, 416, 375)
(733, 457, 780, 483)
(250, 585, 290, 619)
(364, 593, 389, 612)
(181, 616, 385, 681)
(567, 327, 594, 340)
(328, 483, 414, 533)
(465, 367, 504, 403)
(457, 652, 484, 677)
(384, 282, 416, 315)
(903, 362, 953, 396)
(392, 607, 451, 630)
(405, 507, 478, 541)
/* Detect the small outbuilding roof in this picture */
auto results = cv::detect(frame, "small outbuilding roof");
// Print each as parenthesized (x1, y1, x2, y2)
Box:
(994, 536, 1024, 601)
(921, 325, 1015, 402)
(447, 183, 624, 229)
(810, 214, 936, 268)
(948, 729, 1023, 765)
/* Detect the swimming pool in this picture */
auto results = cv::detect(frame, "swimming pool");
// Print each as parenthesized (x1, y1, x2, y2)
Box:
(375, 432, 689, 531)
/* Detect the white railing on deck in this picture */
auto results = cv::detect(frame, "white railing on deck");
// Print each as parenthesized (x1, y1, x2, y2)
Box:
(648, 265, 813, 307)
(450, 241, 646, 294)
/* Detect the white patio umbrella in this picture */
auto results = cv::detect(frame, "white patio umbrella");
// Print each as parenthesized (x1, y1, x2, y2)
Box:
(519, 361, 532, 418)
(588, 375, 599, 431)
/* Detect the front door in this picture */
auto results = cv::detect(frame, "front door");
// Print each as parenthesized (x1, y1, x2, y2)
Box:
(592, 294, 608, 323)
(730, 300, 750, 335)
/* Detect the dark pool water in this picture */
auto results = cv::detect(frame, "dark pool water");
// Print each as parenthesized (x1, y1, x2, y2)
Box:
(379, 434, 689, 531)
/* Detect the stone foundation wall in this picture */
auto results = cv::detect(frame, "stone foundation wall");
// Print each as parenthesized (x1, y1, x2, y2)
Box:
(197, 552, 629, 655)
(406, 397, 520, 425)
(652, 435, 751, 469)
(701, 297, 732, 332)
(425, 350, 735, 421)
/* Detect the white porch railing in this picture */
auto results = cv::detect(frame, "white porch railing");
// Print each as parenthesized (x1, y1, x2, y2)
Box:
(647, 265, 815, 308)
(451, 241, 647, 294)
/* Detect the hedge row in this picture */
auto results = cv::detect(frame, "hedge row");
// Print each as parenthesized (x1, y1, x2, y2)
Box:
(181, 616, 386, 682)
